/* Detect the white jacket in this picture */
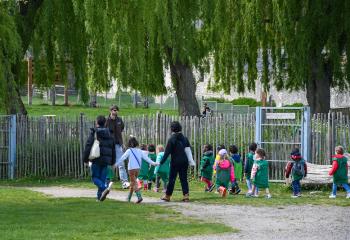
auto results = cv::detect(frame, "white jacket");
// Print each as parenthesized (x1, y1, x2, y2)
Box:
(116, 148, 156, 170)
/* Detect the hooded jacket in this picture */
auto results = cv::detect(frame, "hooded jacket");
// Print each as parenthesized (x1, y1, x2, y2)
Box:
(83, 127, 116, 166)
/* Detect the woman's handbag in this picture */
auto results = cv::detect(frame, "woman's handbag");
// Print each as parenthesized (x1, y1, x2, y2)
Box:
(88, 132, 100, 160)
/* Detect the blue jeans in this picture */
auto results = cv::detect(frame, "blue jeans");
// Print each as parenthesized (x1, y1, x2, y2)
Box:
(91, 163, 108, 199)
(116, 144, 128, 182)
(332, 183, 350, 196)
(292, 180, 301, 195)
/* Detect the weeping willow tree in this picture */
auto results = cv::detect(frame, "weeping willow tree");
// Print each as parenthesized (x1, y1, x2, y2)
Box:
(99, 0, 209, 116)
(1, 0, 211, 116)
(210, 0, 350, 113)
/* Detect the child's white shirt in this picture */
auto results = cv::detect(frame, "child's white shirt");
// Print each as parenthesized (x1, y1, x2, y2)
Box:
(116, 148, 155, 170)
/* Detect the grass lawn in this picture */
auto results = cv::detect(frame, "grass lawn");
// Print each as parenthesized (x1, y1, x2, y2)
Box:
(0, 187, 232, 240)
(0, 96, 177, 119)
(1, 177, 349, 207)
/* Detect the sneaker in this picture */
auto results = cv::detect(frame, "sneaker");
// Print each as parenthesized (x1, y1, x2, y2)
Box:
(291, 195, 299, 198)
(122, 181, 130, 189)
(182, 194, 190, 202)
(153, 188, 159, 193)
(107, 181, 114, 191)
(329, 194, 336, 199)
(235, 188, 241, 195)
(346, 193, 350, 199)
(245, 192, 253, 197)
(136, 197, 143, 204)
(265, 194, 272, 199)
(99, 188, 110, 201)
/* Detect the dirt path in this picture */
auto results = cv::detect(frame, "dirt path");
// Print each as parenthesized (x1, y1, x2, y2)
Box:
(29, 187, 350, 240)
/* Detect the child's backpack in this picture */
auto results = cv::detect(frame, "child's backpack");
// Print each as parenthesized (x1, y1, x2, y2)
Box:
(292, 160, 305, 177)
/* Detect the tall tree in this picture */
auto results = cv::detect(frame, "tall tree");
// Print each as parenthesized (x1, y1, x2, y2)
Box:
(2, 0, 211, 116)
(210, 0, 350, 113)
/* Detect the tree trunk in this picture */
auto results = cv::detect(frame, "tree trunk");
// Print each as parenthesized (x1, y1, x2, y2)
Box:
(306, 55, 332, 114)
(5, 0, 44, 115)
(169, 61, 200, 116)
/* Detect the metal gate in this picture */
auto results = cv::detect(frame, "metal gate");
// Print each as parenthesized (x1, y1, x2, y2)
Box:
(0, 115, 16, 179)
(255, 107, 310, 181)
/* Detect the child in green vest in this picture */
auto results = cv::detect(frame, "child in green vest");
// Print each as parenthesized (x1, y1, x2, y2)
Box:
(214, 149, 234, 197)
(154, 145, 170, 192)
(147, 144, 157, 191)
(244, 142, 257, 194)
(329, 146, 350, 199)
(137, 144, 149, 190)
(248, 148, 271, 198)
(285, 148, 308, 198)
(229, 145, 242, 195)
(200, 144, 215, 192)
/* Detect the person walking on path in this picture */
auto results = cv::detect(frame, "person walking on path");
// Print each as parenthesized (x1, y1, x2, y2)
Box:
(160, 121, 194, 202)
(105, 105, 130, 189)
(83, 115, 116, 201)
(329, 146, 350, 199)
(116, 136, 158, 203)
(285, 148, 308, 198)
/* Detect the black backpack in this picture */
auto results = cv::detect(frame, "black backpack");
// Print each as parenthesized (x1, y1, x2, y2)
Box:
(292, 160, 305, 177)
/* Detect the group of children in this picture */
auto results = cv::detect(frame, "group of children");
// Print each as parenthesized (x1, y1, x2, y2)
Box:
(138, 144, 171, 193)
(200, 142, 350, 199)
(199, 142, 271, 198)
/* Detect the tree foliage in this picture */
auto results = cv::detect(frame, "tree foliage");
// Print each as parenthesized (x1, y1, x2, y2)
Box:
(0, 5, 21, 110)
(209, 0, 350, 113)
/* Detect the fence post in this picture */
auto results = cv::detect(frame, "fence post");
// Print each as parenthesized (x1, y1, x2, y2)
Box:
(8, 115, 16, 179)
(302, 107, 311, 162)
(79, 113, 84, 176)
(255, 107, 262, 147)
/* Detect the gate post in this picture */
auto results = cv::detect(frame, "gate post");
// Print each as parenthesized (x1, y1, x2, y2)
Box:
(255, 107, 262, 146)
(8, 115, 16, 179)
(302, 107, 311, 162)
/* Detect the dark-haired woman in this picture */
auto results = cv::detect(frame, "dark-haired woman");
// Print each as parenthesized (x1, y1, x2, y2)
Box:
(116, 136, 158, 203)
(160, 121, 194, 202)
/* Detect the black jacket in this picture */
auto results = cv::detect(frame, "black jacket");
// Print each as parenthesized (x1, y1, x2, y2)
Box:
(83, 127, 116, 166)
(161, 132, 190, 167)
(105, 116, 124, 145)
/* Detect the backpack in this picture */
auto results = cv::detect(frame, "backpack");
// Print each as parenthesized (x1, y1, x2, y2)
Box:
(292, 160, 305, 177)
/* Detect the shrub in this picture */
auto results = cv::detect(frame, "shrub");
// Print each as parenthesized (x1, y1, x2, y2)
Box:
(284, 103, 304, 107)
(231, 97, 262, 107)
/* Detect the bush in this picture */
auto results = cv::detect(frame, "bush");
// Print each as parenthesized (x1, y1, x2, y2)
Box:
(284, 103, 304, 107)
(231, 97, 262, 107)
(203, 97, 228, 103)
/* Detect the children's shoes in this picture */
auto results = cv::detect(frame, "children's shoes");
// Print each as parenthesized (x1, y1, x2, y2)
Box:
(346, 193, 350, 199)
(329, 194, 336, 199)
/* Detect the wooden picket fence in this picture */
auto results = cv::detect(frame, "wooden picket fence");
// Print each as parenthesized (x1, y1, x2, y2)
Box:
(0, 111, 349, 180)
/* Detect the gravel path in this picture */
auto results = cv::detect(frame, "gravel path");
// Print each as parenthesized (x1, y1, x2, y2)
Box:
(29, 187, 350, 240)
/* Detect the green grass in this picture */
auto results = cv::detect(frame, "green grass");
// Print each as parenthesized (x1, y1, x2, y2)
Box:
(0, 187, 233, 240)
(144, 179, 350, 207)
(0, 96, 177, 118)
(1, 177, 349, 207)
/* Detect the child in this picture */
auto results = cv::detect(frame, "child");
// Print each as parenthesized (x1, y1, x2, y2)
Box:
(285, 148, 307, 198)
(328, 146, 350, 199)
(116, 136, 158, 203)
(137, 144, 149, 190)
(245, 142, 258, 194)
(248, 148, 271, 198)
(147, 144, 157, 190)
(214, 149, 234, 197)
(200, 144, 215, 192)
(229, 145, 242, 194)
(154, 145, 170, 192)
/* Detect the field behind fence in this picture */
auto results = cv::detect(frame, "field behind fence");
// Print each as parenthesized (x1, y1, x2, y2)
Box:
(1, 112, 350, 180)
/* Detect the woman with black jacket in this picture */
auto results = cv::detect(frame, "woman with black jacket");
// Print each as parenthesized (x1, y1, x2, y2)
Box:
(83, 115, 116, 201)
(160, 121, 193, 202)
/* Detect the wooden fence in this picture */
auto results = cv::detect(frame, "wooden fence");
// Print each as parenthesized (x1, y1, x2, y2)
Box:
(0, 111, 349, 180)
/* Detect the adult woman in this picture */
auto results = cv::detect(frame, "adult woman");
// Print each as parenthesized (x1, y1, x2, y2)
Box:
(160, 121, 193, 202)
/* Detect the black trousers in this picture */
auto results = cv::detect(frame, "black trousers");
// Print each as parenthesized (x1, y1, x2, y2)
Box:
(166, 164, 189, 196)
